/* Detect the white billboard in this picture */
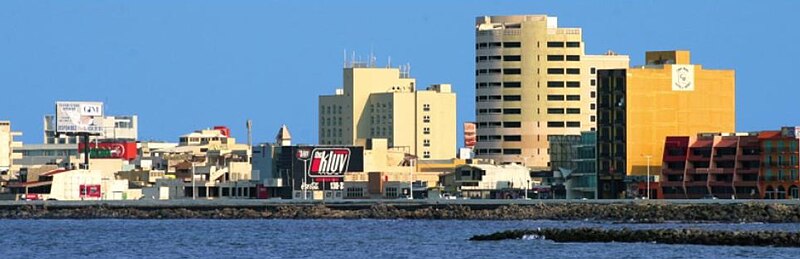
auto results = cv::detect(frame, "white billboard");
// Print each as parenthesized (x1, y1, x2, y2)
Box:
(55, 101, 104, 134)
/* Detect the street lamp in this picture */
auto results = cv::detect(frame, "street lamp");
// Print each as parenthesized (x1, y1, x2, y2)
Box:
(408, 157, 415, 200)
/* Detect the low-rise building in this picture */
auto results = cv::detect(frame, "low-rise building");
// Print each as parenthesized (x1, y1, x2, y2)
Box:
(660, 133, 762, 199)
(451, 163, 533, 199)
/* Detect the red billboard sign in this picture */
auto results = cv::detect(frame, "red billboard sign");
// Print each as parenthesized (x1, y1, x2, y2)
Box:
(308, 148, 350, 178)
(78, 142, 137, 160)
(79, 184, 102, 198)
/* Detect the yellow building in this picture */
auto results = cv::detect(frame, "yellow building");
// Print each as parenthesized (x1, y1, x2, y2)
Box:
(596, 50, 735, 198)
(319, 64, 457, 160)
(474, 15, 629, 168)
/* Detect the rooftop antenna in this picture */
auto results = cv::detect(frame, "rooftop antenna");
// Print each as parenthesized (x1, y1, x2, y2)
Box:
(369, 46, 374, 67)
(387, 56, 391, 68)
(343, 49, 347, 68)
(351, 51, 356, 67)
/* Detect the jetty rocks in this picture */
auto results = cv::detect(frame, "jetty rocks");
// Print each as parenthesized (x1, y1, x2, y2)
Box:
(2, 202, 800, 222)
(470, 227, 800, 247)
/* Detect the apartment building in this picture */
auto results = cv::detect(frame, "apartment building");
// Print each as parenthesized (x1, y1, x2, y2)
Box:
(473, 15, 629, 168)
(319, 63, 456, 160)
(661, 133, 760, 199)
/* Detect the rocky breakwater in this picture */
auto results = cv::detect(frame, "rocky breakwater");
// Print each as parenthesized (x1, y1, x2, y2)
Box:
(1, 202, 800, 222)
(470, 227, 800, 247)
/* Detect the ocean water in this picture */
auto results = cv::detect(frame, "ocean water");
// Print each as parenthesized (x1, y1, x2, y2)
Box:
(1, 219, 799, 258)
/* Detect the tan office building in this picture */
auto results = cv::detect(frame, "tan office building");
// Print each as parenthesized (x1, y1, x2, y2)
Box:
(319, 64, 456, 160)
(474, 15, 629, 168)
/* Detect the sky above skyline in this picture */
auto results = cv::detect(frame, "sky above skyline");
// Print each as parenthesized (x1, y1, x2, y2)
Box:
(2, 1, 799, 145)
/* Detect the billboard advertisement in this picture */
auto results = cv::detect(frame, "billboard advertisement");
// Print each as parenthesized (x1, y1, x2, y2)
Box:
(77, 142, 138, 160)
(79, 184, 102, 198)
(307, 148, 351, 178)
(276, 145, 363, 191)
(55, 101, 104, 134)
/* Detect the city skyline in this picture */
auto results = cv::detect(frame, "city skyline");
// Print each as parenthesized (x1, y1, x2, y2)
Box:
(2, 1, 799, 146)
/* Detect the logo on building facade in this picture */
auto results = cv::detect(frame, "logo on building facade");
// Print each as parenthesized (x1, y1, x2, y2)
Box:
(672, 64, 695, 91)
(308, 148, 350, 178)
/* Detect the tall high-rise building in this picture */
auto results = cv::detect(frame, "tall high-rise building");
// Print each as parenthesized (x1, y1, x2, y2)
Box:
(474, 15, 629, 168)
(319, 63, 456, 160)
(597, 50, 735, 199)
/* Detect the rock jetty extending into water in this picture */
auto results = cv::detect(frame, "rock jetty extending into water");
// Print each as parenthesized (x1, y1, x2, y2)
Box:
(2, 201, 800, 222)
(470, 227, 800, 247)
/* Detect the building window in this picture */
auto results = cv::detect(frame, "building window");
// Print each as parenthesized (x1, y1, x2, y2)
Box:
(504, 135, 522, 142)
(503, 55, 521, 61)
(503, 42, 521, 48)
(591, 91, 596, 98)
(591, 67, 596, 74)
(566, 55, 580, 61)
(547, 108, 565, 114)
(547, 41, 564, 48)
(503, 81, 521, 88)
(566, 68, 580, 75)
(346, 187, 363, 198)
(423, 104, 430, 111)
(423, 139, 430, 147)
(503, 121, 521, 128)
(547, 68, 565, 75)
(547, 81, 564, 88)
(566, 81, 580, 88)
(566, 108, 580, 114)
(547, 121, 565, 128)
(423, 115, 430, 123)
(547, 95, 565, 101)
(546, 55, 564, 61)
(423, 127, 430, 134)
(503, 108, 521, 114)
(566, 95, 581, 101)
(591, 79, 596, 86)
(591, 116, 596, 122)
(385, 187, 398, 198)
(504, 95, 521, 101)
(566, 121, 581, 127)
(591, 103, 596, 110)
(503, 68, 521, 75)
(423, 151, 431, 159)
(566, 41, 581, 48)
(503, 149, 522, 155)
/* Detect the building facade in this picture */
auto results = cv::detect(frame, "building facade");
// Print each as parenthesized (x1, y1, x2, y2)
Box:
(660, 133, 760, 199)
(597, 50, 735, 198)
(473, 15, 629, 168)
(1, 121, 23, 180)
(319, 64, 456, 160)
(44, 115, 138, 144)
(759, 127, 800, 199)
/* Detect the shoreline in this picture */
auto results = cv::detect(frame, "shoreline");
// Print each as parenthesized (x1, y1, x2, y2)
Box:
(2, 201, 800, 222)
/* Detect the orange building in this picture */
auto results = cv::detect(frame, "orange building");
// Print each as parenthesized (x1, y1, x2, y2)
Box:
(597, 50, 736, 199)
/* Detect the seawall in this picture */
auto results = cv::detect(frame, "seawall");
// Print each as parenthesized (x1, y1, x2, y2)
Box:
(2, 200, 800, 221)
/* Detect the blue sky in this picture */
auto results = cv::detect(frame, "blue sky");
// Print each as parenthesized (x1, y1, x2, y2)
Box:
(1, 1, 798, 145)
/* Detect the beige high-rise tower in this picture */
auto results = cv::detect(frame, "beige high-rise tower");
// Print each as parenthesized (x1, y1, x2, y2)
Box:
(319, 62, 456, 160)
(474, 15, 629, 168)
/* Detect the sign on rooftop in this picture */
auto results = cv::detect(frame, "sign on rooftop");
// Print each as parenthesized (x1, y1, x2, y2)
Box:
(55, 101, 104, 134)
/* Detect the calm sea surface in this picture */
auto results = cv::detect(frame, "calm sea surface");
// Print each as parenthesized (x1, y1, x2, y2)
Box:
(1, 219, 799, 258)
